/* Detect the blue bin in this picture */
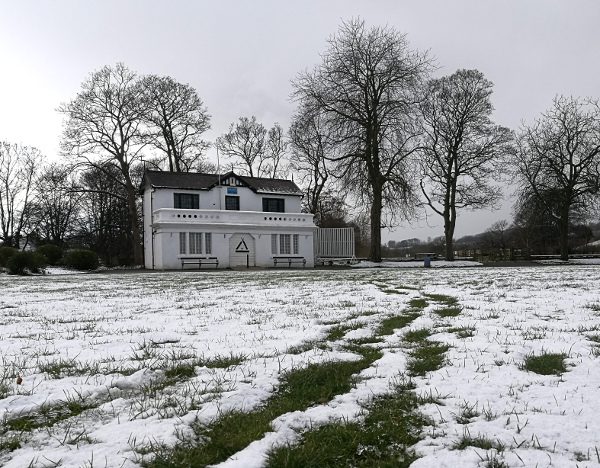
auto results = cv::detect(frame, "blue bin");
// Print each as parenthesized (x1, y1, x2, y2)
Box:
(424, 256, 431, 268)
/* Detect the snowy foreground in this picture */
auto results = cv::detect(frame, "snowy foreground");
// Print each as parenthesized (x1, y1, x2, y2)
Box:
(1, 266, 600, 467)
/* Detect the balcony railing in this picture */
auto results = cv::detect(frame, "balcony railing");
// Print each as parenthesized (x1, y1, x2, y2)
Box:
(152, 208, 315, 227)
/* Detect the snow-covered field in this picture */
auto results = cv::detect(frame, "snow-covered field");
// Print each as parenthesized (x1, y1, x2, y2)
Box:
(1, 266, 600, 467)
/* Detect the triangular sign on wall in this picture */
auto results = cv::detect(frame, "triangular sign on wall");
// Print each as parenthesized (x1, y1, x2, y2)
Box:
(235, 239, 249, 253)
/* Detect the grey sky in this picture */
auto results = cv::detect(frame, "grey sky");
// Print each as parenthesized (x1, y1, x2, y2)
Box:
(1, 0, 599, 242)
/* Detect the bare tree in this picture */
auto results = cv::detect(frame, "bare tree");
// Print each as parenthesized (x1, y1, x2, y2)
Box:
(140, 75, 211, 172)
(265, 123, 288, 178)
(0, 142, 41, 248)
(30, 163, 80, 246)
(512, 96, 600, 260)
(216, 116, 267, 177)
(75, 165, 132, 265)
(419, 69, 513, 260)
(289, 105, 332, 221)
(293, 19, 431, 261)
(59, 63, 146, 264)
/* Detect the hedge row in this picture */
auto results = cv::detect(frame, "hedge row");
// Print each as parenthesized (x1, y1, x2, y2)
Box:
(0, 246, 99, 275)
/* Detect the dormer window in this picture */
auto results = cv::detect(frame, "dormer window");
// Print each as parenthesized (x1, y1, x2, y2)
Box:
(174, 193, 199, 209)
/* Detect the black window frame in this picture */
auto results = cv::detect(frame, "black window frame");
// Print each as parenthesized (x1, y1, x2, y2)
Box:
(262, 198, 285, 213)
(225, 195, 240, 211)
(174, 193, 199, 209)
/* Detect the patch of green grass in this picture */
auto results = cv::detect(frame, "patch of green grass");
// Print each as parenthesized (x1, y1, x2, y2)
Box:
(287, 340, 329, 355)
(145, 348, 382, 468)
(0, 435, 22, 452)
(403, 329, 431, 344)
(377, 312, 420, 336)
(454, 434, 504, 451)
(5, 399, 95, 432)
(455, 402, 480, 424)
(266, 385, 429, 468)
(326, 322, 364, 342)
(164, 362, 197, 380)
(586, 303, 600, 312)
(348, 336, 382, 346)
(434, 306, 462, 318)
(424, 293, 458, 307)
(522, 352, 567, 375)
(0, 383, 10, 400)
(326, 325, 348, 341)
(480, 312, 500, 320)
(407, 341, 449, 377)
(38, 358, 80, 378)
(394, 284, 419, 291)
(587, 334, 600, 344)
(381, 288, 408, 295)
(204, 353, 246, 369)
(408, 298, 429, 310)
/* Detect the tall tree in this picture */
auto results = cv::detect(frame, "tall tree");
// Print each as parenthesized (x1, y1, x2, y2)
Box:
(419, 69, 513, 260)
(30, 163, 80, 246)
(293, 19, 431, 261)
(216, 116, 267, 177)
(75, 165, 132, 265)
(265, 123, 288, 178)
(59, 63, 146, 264)
(140, 75, 211, 172)
(289, 105, 332, 221)
(0, 142, 41, 248)
(512, 96, 600, 260)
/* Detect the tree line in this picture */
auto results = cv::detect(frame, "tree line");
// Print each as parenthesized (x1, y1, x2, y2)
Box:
(1, 19, 599, 264)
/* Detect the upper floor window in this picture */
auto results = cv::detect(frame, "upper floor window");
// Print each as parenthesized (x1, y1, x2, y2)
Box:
(174, 193, 199, 209)
(225, 195, 240, 211)
(263, 198, 285, 213)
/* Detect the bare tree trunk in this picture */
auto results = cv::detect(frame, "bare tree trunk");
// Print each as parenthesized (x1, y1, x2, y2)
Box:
(444, 201, 457, 260)
(369, 188, 383, 262)
(559, 211, 570, 261)
(124, 175, 143, 265)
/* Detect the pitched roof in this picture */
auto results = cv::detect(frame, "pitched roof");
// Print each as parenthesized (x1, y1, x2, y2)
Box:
(141, 170, 302, 196)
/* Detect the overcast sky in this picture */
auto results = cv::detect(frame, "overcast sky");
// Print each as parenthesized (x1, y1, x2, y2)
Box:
(1, 0, 599, 242)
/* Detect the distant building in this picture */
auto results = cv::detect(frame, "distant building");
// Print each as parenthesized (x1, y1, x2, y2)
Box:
(141, 170, 317, 269)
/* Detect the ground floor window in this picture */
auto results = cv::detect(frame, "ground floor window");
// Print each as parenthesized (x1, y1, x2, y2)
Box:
(179, 232, 187, 254)
(271, 234, 278, 254)
(272, 233, 300, 256)
(180, 232, 212, 255)
(205, 233, 212, 254)
(280, 234, 291, 255)
(189, 232, 202, 254)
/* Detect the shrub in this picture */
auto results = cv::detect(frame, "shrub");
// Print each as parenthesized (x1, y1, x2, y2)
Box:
(7, 251, 47, 275)
(0, 246, 18, 267)
(63, 249, 99, 271)
(36, 244, 63, 265)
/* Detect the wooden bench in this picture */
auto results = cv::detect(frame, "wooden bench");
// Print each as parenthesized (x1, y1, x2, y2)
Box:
(273, 256, 306, 267)
(181, 257, 219, 269)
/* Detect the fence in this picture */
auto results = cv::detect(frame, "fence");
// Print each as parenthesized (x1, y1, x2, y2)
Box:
(315, 228, 355, 261)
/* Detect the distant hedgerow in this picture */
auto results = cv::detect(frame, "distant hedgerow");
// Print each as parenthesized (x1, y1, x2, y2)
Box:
(63, 249, 99, 271)
(0, 246, 19, 267)
(7, 251, 47, 275)
(36, 244, 63, 265)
